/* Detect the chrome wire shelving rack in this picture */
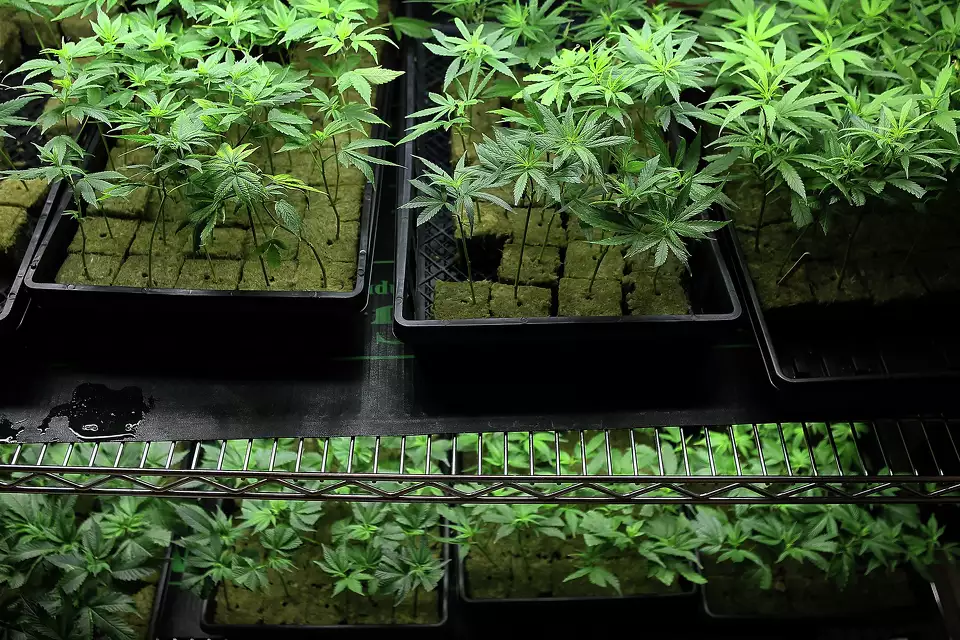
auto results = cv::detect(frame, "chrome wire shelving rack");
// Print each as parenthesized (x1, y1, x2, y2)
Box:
(2, 418, 960, 504)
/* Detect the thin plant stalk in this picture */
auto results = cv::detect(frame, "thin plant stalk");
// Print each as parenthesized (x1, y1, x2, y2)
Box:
(310, 148, 341, 240)
(537, 211, 558, 262)
(76, 216, 90, 279)
(653, 265, 661, 296)
(247, 206, 271, 286)
(587, 245, 610, 295)
(837, 208, 867, 292)
(147, 185, 167, 287)
(222, 582, 232, 612)
(754, 179, 768, 252)
(331, 136, 341, 201)
(455, 212, 476, 304)
(513, 200, 534, 298)
(98, 123, 115, 171)
(0, 147, 29, 191)
(203, 246, 218, 282)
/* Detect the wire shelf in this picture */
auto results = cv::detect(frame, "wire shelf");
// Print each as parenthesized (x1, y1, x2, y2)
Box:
(2, 419, 960, 503)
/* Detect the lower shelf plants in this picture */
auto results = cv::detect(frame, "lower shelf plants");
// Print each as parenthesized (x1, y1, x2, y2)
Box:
(0, 494, 173, 640)
(183, 501, 449, 628)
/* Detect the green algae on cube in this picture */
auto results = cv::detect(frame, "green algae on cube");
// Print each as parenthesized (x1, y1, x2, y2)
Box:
(433, 280, 491, 320)
(0, 179, 49, 210)
(564, 241, 624, 281)
(505, 208, 566, 247)
(558, 278, 622, 317)
(626, 271, 689, 316)
(183, 226, 248, 259)
(453, 207, 510, 240)
(498, 244, 560, 287)
(67, 218, 139, 256)
(303, 216, 360, 263)
(490, 283, 551, 318)
(55, 253, 122, 285)
(238, 258, 297, 290)
(128, 220, 183, 256)
(176, 259, 242, 291)
(113, 255, 183, 289)
(297, 259, 355, 291)
(96, 186, 152, 219)
(0, 206, 27, 260)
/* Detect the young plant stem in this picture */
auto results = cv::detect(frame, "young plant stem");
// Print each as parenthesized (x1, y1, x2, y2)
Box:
(455, 212, 476, 304)
(331, 136, 341, 201)
(310, 148, 341, 240)
(653, 265, 661, 296)
(777, 225, 811, 278)
(513, 201, 534, 298)
(537, 211, 557, 262)
(517, 529, 531, 582)
(413, 589, 419, 619)
(204, 246, 218, 282)
(588, 245, 610, 295)
(76, 218, 90, 279)
(837, 208, 866, 292)
(147, 185, 167, 287)
(457, 129, 469, 163)
(247, 207, 271, 287)
(278, 573, 291, 598)
(98, 124, 115, 171)
(259, 203, 328, 287)
(754, 179, 768, 252)
(66, 175, 91, 279)
(27, 14, 47, 50)
(0, 147, 29, 190)
(222, 582, 232, 612)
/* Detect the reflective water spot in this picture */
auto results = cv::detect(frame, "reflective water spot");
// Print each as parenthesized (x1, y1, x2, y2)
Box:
(0, 415, 22, 443)
(39, 383, 154, 441)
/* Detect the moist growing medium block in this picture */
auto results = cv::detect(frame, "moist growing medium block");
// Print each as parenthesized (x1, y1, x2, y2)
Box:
(176, 259, 242, 291)
(558, 278, 622, 317)
(808, 261, 871, 305)
(498, 244, 560, 287)
(453, 208, 510, 240)
(505, 208, 566, 247)
(297, 259, 355, 292)
(564, 241, 624, 281)
(239, 258, 298, 290)
(0, 205, 27, 259)
(182, 226, 248, 260)
(626, 270, 690, 316)
(128, 221, 183, 256)
(0, 179, 48, 210)
(302, 216, 360, 263)
(67, 218, 139, 256)
(433, 280, 492, 320)
(113, 255, 183, 289)
(55, 254, 122, 285)
(490, 283, 551, 318)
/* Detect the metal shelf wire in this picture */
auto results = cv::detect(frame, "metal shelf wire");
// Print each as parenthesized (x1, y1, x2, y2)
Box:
(2, 419, 960, 503)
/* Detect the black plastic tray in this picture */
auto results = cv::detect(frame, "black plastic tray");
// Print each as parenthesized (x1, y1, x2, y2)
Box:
(700, 570, 938, 623)
(0, 179, 64, 334)
(455, 547, 697, 634)
(197, 544, 451, 638)
(393, 36, 742, 348)
(724, 220, 960, 391)
(23, 55, 398, 319)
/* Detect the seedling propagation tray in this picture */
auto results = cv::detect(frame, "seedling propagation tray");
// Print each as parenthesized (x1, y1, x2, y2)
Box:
(724, 221, 960, 391)
(23, 48, 398, 319)
(393, 34, 742, 349)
